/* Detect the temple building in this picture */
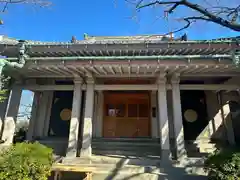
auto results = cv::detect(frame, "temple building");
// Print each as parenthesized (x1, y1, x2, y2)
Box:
(0, 34, 240, 179)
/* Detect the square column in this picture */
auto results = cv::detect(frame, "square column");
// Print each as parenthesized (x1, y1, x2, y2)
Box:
(80, 78, 94, 157)
(43, 91, 54, 137)
(0, 91, 10, 139)
(35, 92, 50, 138)
(218, 92, 236, 145)
(1, 84, 22, 144)
(96, 91, 103, 137)
(66, 79, 83, 157)
(151, 91, 158, 138)
(157, 75, 170, 158)
(92, 92, 98, 137)
(171, 74, 186, 159)
(26, 92, 40, 141)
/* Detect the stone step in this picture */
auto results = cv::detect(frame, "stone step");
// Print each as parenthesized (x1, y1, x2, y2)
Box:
(92, 141, 160, 147)
(197, 142, 216, 153)
(78, 164, 161, 174)
(92, 172, 161, 180)
(63, 155, 161, 167)
(197, 143, 215, 148)
(91, 156, 161, 166)
(92, 144, 160, 152)
(92, 173, 207, 180)
(185, 140, 217, 157)
(93, 149, 161, 158)
(62, 157, 162, 174)
(61, 156, 207, 180)
(92, 137, 159, 144)
(90, 158, 207, 180)
(92, 138, 161, 157)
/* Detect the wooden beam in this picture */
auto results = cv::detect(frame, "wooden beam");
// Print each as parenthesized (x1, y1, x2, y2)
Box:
(22, 85, 75, 91)
(128, 66, 131, 75)
(181, 73, 240, 77)
(180, 84, 240, 91)
(109, 66, 116, 74)
(100, 66, 108, 75)
(118, 66, 123, 74)
(20, 84, 240, 91)
(137, 66, 140, 74)
(95, 84, 159, 91)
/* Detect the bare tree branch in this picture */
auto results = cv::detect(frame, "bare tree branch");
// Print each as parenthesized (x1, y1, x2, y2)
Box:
(136, 0, 240, 32)
(0, 0, 51, 5)
(0, 0, 26, 3)
(163, 16, 211, 35)
(0, 0, 51, 24)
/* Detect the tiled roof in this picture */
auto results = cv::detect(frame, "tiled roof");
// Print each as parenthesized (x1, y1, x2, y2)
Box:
(0, 34, 239, 58)
(1, 34, 240, 46)
(0, 35, 18, 45)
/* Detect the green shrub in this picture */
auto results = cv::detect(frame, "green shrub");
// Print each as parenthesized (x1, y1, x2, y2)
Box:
(0, 142, 53, 180)
(204, 147, 240, 180)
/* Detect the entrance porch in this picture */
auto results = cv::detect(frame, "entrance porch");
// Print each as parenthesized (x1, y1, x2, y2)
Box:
(22, 75, 239, 160)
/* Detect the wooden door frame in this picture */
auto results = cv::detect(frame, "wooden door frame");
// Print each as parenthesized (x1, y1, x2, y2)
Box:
(102, 91, 151, 138)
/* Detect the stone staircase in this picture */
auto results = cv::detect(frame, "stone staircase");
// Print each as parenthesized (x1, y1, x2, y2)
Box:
(0, 136, 210, 179)
(62, 154, 207, 180)
(92, 138, 161, 158)
(185, 139, 217, 157)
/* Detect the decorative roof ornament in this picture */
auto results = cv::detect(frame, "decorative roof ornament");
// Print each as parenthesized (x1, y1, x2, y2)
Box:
(233, 36, 240, 66)
(71, 36, 77, 43)
(181, 33, 187, 41)
(83, 33, 89, 40)
(232, 49, 240, 67)
(18, 40, 28, 65)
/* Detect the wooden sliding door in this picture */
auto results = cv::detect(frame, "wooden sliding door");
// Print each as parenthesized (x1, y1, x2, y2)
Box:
(103, 92, 150, 138)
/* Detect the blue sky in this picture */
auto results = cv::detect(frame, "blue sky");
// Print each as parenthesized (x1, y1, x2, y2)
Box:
(0, 0, 239, 119)
(1, 0, 239, 41)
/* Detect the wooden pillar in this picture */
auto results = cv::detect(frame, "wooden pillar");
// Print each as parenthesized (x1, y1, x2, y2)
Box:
(171, 74, 186, 159)
(66, 79, 83, 157)
(157, 74, 170, 158)
(80, 78, 94, 157)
